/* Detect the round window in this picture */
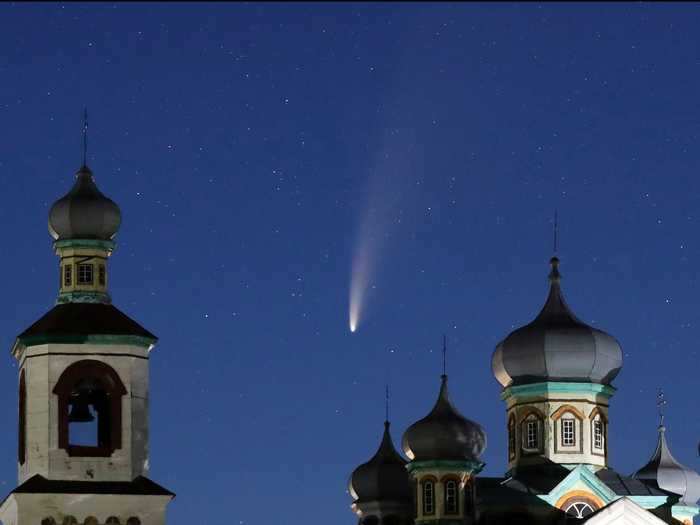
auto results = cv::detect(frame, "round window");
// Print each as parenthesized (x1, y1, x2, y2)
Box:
(565, 501, 595, 518)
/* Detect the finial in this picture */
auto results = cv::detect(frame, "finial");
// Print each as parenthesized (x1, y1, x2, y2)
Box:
(657, 389, 667, 429)
(82, 108, 89, 168)
(549, 256, 561, 284)
(385, 384, 390, 424)
(442, 334, 447, 378)
(553, 210, 559, 255)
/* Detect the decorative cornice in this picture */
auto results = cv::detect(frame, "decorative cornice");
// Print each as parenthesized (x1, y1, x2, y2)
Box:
(54, 238, 115, 251)
(671, 504, 700, 517)
(17, 333, 156, 350)
(57, 291, 111, 305)
(502, 382, 616, 402)
(407, 459, 484, 476)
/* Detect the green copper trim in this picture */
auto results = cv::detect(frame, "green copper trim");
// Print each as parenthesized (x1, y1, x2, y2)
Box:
(18, 334, 156, 349)
(57, 291, 111, 304)
(54, 238, 115, 251)
(628, 495, 678, 509)
(501, 381, 616, 401)
(671, 504, 699, 517)
(407, 459, 484, 475)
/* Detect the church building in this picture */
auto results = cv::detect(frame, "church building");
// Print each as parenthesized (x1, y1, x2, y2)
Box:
(0, 159, 173, 525)
(349, 257, 700, 524)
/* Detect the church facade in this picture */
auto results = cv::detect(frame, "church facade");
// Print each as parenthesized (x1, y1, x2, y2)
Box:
(0, 162, 173, 525)
(349, 258, 700, 524)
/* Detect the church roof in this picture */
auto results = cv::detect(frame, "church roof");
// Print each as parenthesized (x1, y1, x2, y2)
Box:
(633, 425, 700, 505)
(596, 469, 670, 498)
(16, 303, 157, 348)
(402, 374, 486, 462)
(492, 257, 623, 388)
(479, 466, 669, 501)
(48, 165, 121, 241)
(7, 474, 174, 497)
(349, 421, 411, 505)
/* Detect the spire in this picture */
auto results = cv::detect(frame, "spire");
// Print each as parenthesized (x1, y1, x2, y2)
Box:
(442, 334, 447, 378)
(657, 388, 667, 428)
(385, 384, 390, 424)
(81, 108, 88, 169)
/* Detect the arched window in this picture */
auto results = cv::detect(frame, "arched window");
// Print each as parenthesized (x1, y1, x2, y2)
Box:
(18, 369, 26, 465)
(551, 405, 584, 452)
(565, 501, 595, 518)
(444, 479, 459, 515)
(84, 517, 99, 525)
(560, 496, 599, 519)
(520, 411, 543, 453)
(507, 414, 516, 460)
(421, 478, 435, 515)
(53, 360, 126, 457)
(105, 517, 121, 525)
(126, 518, 141, 525)
(589, 409, 607, 454)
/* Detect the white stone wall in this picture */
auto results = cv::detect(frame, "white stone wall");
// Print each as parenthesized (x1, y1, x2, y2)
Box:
(0, 493, 170, 525)
(18, 343, 150, 483)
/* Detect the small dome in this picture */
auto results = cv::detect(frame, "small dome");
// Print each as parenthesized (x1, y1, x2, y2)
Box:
(492, 257, 623, 388)
(402, 375, 486, 462)
(349, 422, 411, 504)
(634, 425, 700, 505)
(49, 166, 121, 241)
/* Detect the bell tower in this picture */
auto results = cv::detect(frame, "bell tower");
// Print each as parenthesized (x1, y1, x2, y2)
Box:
(0, 148, 173, 525)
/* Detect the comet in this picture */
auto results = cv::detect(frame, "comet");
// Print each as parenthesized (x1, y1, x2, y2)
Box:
(348, 128, 419, 333)
(349, 234, 373, 333)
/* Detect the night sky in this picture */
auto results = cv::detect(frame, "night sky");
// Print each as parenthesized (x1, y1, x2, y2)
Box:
(1, 3, 700, 524)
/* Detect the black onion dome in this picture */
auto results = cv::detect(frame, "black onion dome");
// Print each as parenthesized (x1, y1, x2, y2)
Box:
(49, 166, 121, 241)
(349, 422, 411, 504)
(402, 375, 486, 462)
(492, 257, 623, 388)
(633, 425, 700, 505)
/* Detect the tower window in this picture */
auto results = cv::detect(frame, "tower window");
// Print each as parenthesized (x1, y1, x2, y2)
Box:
(562, 418, 575, 446)
(521, 412, 542, 453)
(77, 264, 94, 285)
(593, 418, 604, 450)
(526, 420, 538, 449)
(64, 265, 72, 287)
(98, 264, 106, 286)
(507, 416, 516, 459)
(53, 360, 126, 457)
(422, 479, 435, 515)
(444, 479, 458, 515)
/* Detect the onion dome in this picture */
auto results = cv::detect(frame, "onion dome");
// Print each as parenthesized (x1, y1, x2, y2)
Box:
(48, 166, 121, 241)
(349, 421, 411, 504)
(492, 257, 623, 388)
(402, 375, 486, 462)
(633, 425, 700, 505)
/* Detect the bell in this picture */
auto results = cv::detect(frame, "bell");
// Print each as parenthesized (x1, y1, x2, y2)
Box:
(68, 398, 94, 423)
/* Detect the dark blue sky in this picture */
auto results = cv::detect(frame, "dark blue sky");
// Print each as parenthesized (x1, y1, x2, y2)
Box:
(1, 3, 700, 524)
